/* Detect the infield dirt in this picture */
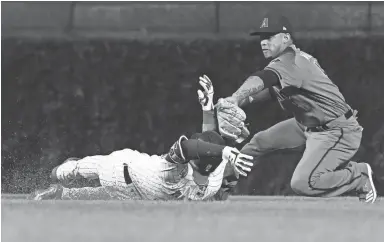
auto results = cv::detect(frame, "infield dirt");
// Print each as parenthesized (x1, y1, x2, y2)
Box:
(2, 195, 383, 242)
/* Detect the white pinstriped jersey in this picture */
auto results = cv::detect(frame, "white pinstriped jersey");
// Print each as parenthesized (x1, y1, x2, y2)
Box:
(109, 148, 228, 201)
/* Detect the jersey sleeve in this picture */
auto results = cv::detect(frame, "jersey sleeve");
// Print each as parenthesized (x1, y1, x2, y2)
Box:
(265, 59, 303, 88)
(182, 159, 229, 201)
(164, 135, 226, 165)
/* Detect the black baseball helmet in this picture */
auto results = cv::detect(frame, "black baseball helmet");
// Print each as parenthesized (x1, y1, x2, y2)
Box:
(189, 130, 226, 176)
(249, 13, 293, 40)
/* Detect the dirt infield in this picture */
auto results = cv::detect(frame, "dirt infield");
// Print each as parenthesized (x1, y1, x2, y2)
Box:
(2, 195, 383, 242)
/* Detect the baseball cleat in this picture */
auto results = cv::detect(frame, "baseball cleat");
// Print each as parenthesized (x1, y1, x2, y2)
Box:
(358, 163, 377, 204)
(51, 157, 80, 185)
(30, 184, 64, 200)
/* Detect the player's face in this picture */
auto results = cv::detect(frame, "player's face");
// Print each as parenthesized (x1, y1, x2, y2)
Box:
(189, 160, 209, 184)
(260, 33, 286, 59)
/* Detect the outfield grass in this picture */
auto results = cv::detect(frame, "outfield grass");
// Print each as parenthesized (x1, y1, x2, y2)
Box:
(2, 195, 383, 242)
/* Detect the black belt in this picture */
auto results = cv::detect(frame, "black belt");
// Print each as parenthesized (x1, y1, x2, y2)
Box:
(123, 164, 132, 184)
(306, 109, 353, 132)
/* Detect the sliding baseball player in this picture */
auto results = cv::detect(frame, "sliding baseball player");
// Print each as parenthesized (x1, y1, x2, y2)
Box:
(31, 79, 253, 201)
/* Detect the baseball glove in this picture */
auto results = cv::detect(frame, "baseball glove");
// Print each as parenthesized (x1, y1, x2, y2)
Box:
(215, 98, 250, 143)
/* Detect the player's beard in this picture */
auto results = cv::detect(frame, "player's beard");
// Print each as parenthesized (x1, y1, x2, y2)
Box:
(263, 47, 282, 59)
(263, 50, 273, 59)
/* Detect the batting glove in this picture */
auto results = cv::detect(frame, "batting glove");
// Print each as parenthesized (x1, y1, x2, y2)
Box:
(222, 147, 254, 178)
(197, 75, 214, 111)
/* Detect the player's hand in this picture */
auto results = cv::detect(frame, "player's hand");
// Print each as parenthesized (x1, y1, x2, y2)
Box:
(222, 147, 253, 177)
(215, 98, 250, 143)
(197, 75, 214, 111)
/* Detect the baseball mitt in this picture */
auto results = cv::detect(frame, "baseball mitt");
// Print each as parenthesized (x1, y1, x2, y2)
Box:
(215, 98, 250, 143)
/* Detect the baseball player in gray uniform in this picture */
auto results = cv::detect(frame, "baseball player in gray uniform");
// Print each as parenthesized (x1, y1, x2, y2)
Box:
(214, 13, 377, 203)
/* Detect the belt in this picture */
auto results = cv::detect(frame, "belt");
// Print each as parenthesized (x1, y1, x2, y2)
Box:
(306, 109, 353, 132)
(123, 164, 132, 184)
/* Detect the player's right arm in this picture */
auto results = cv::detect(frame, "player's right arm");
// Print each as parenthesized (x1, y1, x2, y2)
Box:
(164, 135, 229, 165)
(164, 135, 253, 175)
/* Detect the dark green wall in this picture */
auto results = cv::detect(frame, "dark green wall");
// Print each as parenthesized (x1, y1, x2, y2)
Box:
(2, 38, 384, 194)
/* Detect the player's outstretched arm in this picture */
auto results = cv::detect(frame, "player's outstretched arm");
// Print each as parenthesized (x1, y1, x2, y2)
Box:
(164, 134, 252, 167)
(244, 87, 276, 106)
(182, 139, 253, 176)
(212, 72, 279, 142)
(164, 136, 227, 165)
(229, 70, 280, 108)
(197, 75, 218, 132)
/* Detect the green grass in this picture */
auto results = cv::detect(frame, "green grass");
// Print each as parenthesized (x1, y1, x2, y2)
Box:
(2, 195, 384, 242)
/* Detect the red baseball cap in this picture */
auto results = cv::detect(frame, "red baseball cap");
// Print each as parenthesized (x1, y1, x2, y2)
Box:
(250, 14, 293, 36)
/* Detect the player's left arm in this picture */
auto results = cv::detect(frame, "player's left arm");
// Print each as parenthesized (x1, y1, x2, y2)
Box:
(199, 89, 275, 133)
(202, 110, 217, 133)
(197, 75, 218, 132)
(228, 69, 280, 108)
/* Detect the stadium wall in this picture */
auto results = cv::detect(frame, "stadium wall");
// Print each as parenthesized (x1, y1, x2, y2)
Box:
(2, 2, 384, 38)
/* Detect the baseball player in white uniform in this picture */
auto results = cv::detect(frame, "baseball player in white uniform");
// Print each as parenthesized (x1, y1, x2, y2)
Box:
(31, 79, 253, 201)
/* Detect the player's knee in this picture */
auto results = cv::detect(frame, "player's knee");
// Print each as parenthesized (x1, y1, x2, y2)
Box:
(240, 132, 269, 157)
(290, 175, 311, 195)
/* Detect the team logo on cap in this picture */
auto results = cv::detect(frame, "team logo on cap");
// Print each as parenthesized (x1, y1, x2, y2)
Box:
(260, 18, 268, 28)
(205, 164, 212, 172)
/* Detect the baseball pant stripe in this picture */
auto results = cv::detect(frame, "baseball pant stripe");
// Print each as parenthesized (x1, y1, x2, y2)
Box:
(307, 128, 344, 191)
